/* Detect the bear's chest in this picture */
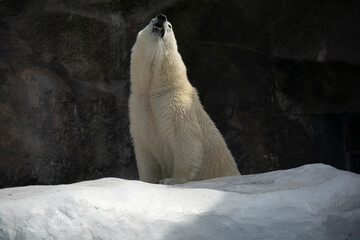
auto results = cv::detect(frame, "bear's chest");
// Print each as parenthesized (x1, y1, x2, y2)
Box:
(129, 92, 166, 141)
(129, 92, 174, 166)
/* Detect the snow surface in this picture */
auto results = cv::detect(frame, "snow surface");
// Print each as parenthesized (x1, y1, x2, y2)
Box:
(0, 164, 359, 240)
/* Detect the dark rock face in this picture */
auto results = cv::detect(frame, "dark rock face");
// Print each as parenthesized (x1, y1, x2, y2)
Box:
(1, 0, 359, 187)
(0, 0, 137, 187)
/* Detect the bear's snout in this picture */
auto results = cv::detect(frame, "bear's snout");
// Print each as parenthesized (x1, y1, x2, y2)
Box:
(152, 14, 167, 38)
(156, 14, 167, 23)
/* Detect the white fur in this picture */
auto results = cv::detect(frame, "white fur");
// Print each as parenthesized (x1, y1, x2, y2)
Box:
(129, 17, 240, 184)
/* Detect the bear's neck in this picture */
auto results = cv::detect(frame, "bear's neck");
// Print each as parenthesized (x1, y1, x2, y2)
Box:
(131, 47, 188, 95)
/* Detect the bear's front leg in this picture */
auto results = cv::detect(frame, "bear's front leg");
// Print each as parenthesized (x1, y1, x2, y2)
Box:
(159, 119, 203, 185)
(134, 144, 162, 183)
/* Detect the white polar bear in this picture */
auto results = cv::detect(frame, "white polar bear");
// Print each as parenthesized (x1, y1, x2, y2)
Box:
(129, 14, 240, 185)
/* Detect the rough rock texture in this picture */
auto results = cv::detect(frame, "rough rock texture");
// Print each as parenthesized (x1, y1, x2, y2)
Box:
(1, 0, 360, 187)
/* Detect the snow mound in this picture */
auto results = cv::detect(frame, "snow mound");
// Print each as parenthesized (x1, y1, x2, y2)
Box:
(0, 164, 359, 240)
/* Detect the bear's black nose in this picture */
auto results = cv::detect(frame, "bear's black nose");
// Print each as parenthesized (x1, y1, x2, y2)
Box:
(156, 14, 167, 23)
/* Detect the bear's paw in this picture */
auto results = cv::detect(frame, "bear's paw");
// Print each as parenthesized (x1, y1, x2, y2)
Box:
(158, 177, 187, 185)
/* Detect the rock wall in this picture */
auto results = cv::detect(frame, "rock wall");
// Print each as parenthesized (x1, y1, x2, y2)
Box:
(1, 0, 360, 187)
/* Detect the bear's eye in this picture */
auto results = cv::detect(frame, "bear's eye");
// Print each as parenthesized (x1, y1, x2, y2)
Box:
(168, 24, 172, 29)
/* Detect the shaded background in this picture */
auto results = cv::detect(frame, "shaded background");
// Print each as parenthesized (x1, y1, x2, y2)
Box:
(1, 0, 360, 188)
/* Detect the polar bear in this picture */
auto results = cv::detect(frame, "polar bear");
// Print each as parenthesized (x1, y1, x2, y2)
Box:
(129, 14, 240, 185)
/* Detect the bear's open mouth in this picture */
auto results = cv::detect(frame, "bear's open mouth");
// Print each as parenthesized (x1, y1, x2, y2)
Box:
(152, 23, 165, 37)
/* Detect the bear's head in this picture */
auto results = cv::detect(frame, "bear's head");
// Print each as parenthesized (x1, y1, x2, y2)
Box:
(135, 14, 178, 55)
